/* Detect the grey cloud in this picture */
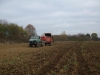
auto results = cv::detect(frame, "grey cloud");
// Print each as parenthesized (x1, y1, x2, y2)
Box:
(0, 0, 100, 37)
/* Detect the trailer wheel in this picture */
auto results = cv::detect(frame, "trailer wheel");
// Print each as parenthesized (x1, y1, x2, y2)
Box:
(49, 42, 52, 46)
(50, 43, 51, 46)
(36, 43, 40, 47)
(45, 43, 47, 46)
(41, 42, 45, 47)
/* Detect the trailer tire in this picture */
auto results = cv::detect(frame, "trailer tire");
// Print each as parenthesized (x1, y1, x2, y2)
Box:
(36, 43, 41, 47)
(41, 42, 45, 47)
(45, 43, 47, 46)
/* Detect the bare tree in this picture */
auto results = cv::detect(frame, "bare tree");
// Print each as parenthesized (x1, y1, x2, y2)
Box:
(60, 31, 66, 35)
(25, 24, 37, 36)
(0, 19, 8, 26)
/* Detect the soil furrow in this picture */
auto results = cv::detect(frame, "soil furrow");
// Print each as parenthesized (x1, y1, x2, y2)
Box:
(35, 43, 72, 75)
(82, 44, 100, 75)
(0, 42, 100, 75)
(36, 50, 66, 75)
(75, 43, 90, 75)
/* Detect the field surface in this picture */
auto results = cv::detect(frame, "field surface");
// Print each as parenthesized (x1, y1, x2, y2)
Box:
(0, 41, 100, 75)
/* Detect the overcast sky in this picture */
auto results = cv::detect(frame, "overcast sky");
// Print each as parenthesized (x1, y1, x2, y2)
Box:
(0, 0, 100, 37)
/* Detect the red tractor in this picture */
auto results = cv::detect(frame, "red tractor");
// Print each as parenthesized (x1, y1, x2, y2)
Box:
(40, 33, 53, 46)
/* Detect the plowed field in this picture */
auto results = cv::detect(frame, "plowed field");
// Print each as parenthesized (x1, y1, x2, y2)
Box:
(0, 41, 100, 75)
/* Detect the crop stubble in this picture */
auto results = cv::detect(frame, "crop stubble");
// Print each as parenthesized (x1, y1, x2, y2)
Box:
(0, 41, 100, 75)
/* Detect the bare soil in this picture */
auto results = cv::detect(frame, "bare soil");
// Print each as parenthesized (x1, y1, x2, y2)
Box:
(0, 41, 100, 75)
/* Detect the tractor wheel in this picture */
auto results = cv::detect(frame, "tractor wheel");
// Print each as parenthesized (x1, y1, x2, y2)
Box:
(29, 44, 33, 47)
(34, 44, 37, 47)
(29, 43, 33, 47)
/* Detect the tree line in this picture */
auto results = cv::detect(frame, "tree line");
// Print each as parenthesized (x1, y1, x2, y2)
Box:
(0, 19, 99, 43)
(0, 20, 29, 43)
(53, 32, 100, 41)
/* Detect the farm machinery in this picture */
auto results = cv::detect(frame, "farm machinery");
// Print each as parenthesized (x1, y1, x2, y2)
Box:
(29, 33, 53, 47)
(41, 33, 53, 46)
(29, 36, 43, 47)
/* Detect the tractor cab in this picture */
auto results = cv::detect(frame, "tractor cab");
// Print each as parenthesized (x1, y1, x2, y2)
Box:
(29, 36, 43, 47)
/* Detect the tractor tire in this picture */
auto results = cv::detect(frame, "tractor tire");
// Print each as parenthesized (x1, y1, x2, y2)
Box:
(29, 44, 32, 47)
(34, 44, 37, 47)
(29, 42, 33, 47)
